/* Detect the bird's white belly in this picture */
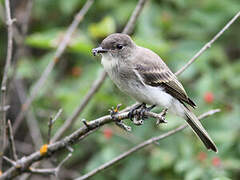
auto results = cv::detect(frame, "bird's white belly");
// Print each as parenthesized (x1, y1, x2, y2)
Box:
(130, 85, 173, 108)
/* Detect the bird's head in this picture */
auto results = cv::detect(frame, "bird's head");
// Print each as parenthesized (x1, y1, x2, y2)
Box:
(92, 33, 136, 59)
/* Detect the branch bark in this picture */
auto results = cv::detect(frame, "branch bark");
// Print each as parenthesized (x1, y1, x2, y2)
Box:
(0, 0, 14, 171)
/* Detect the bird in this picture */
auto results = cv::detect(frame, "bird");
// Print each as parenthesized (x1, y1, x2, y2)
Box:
(92, 33, 217, 152)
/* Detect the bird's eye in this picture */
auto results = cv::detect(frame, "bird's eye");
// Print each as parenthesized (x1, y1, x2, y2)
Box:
(116, 44, 123, 49)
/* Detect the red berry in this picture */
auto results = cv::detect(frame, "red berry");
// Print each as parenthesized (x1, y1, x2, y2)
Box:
(197, 152, 207, 162)
(103, 128, 113, 139)
(204, 92, 214, 104)
(212, 157, 221, 167)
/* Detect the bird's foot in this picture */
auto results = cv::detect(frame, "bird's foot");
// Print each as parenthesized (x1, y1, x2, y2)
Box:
(109, 104, 122, 121)
(129, 103, 156, 126)
(128, 103, 144, 121)
(156, 108, 168, 125)
(109, 104, 131, 132)
(128, 103, 145, 125)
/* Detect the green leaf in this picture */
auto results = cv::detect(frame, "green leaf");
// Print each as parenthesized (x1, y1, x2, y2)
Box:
(25, 29, 94, 55)
(89, 16, 116, 38)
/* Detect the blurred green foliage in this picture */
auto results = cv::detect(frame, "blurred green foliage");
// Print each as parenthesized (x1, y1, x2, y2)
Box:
(0, 0, 240, 179)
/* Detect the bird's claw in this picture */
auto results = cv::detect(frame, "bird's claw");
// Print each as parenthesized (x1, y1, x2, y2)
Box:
(156, 108, 168, 125)
(109, 104, 131, 132)
(133, 116, 144, 125)
(109, 104, 122, 121)
(128, 103, 156, 125)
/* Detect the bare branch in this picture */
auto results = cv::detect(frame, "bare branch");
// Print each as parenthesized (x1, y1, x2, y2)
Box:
(75, 109, 220, 180)
(28, 153, 72, 178)
(13, 0, 94, 133)
(175, 11, 240, 76)
(0, 0, 14, 171)
(7, 120, 17, 161)
(52, 0, 149, 142)
(2, 156, 16, 166)
(48, 109, 63, 144)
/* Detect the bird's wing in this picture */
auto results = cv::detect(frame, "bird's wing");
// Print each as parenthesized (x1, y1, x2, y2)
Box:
(133, 47, 196, 108)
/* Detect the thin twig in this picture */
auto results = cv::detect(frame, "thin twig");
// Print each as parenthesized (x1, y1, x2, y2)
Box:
(48, 109, 62, 144)
(52, 0, 149, 142)
(75, 109, 220, 180)
(0, 0, 14, 171)
(28, 152, 72, 178)
(2, 156, 16, 166)
(7, 120, 18, 161)
(13, 0, 94, 133)
(175, 11, 240, 76)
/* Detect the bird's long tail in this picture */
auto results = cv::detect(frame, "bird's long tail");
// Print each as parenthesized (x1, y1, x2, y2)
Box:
(181, 104, 218, 152)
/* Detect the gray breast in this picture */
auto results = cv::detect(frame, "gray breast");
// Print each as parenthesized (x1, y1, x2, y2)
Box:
(111, 64, 144, 93)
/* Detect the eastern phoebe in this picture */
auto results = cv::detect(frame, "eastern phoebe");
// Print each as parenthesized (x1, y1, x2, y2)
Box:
(92, 33, 217, 152)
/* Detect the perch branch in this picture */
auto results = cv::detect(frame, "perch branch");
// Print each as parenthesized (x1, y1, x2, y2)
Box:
(75, 109, 220, 180)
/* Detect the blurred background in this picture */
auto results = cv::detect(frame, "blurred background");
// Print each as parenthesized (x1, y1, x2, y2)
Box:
(0, 0, 240, 179)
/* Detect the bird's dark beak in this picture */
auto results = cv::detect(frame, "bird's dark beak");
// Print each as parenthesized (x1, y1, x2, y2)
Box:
(92, 47, 108, 56)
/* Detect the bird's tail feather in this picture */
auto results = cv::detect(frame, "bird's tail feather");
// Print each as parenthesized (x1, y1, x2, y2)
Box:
(182, 104, 218, 152)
